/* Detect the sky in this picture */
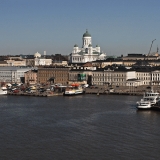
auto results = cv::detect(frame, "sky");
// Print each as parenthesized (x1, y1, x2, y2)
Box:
(0, 0, 160, 56)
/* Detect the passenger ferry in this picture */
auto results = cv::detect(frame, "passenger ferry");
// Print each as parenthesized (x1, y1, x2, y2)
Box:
(64, 84, 84, 96)
(137, 89, 159, 110)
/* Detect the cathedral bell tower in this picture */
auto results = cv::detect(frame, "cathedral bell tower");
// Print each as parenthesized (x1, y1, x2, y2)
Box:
(82, 29, 92, 48)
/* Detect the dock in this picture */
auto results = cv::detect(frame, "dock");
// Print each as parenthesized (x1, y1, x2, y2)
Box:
(7, 91, 64, 97)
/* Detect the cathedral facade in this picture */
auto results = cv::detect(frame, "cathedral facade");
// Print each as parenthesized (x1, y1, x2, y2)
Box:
(69, 30, 106, 63)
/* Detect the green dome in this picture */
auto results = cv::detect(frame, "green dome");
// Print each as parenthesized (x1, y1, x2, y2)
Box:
(74, 44, 78, 47)
(83, 29, 91, 37)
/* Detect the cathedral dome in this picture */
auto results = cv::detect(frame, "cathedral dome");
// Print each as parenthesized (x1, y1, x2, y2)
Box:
(34, 52, 41, 58)
(83, 30, 91, 37)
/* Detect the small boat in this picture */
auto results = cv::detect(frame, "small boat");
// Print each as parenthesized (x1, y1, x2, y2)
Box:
(0, 87, 7, 95)
(136, 89, 159, 110)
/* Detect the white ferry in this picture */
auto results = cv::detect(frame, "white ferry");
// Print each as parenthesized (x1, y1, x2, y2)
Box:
(64, 84, 84, 96)
(137, 89, 159, 110)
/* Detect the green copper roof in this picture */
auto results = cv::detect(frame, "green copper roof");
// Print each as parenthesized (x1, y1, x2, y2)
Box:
(74, 44, 78, 47)
(77, 51, 85, 55)
(83, 29, 91, 37)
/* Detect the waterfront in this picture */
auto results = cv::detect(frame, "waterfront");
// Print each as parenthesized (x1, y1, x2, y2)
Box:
(0, 94, 160, 160)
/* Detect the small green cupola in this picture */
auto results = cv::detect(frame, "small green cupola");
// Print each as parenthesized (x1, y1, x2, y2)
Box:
(74, 44, 78, 47)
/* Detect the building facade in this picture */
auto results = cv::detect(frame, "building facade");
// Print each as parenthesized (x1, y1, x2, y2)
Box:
(0, 66, 32, 84)
(5, 59, 26, 66)
(24, 70, 38, 85)
(69, 68, 92, 85)
(92, 69, 136, 86)
(34, 52, 52, 66)
(37, 66, 70, 85)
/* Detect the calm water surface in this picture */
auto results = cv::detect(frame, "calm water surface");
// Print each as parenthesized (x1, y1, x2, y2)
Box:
(0, 94, 160, 160)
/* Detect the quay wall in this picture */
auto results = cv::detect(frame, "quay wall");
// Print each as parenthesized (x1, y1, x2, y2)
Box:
(7, 85, 160, 96)
(84, 85, 160, 96)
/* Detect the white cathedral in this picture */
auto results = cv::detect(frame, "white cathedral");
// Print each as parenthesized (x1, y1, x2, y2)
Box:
(69, 30, 106, 63)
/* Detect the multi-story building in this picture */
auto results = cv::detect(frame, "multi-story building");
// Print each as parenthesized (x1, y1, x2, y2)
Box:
(34, 52, 52, 66)
(69, 67, 92, 85)
(0, 61, 8, 66)
(92, 68, 136, 86)
(5, 59, 26, 66)
(37, 66, 70, 85)
(122, 53, 159, 61)
(151, 70, 160, 85)
(24, 70, 38, 85)
(0, 66, 32, 84)
(136, 70, 151, 85)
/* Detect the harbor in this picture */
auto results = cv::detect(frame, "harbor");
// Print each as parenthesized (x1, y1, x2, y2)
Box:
(6, 86, 145, 96)
(5, 84, 160, 96)
(3, 83, 160, 111)
(0, 94, 160, 160)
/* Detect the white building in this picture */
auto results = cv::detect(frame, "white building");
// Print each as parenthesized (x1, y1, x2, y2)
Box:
(136, 71, 151, 85)
(151, 70, 160, 85)
(34, 52, 52, 66)
(70, 30, 106, 63)
(92, 69, 137, 86)
(0, 66, 33, 84)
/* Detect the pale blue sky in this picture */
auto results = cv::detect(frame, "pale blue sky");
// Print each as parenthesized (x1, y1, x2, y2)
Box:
(0, 0, 160, 56)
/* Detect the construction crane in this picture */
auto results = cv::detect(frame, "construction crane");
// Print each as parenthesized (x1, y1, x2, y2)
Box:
(148, 39, 156, 56)
(147, 39, 156, 86)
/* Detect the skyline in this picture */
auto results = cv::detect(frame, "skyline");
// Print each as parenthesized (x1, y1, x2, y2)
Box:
(0, 0, 160, 56)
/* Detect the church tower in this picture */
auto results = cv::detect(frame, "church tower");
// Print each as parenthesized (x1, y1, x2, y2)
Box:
(82, 30, 92, 48)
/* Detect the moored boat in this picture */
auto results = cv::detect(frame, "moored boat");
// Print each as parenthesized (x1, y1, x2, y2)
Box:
(64, 84, 84, 96)
(136, 89, 159, 110)
(0, 87, 7, 95)
(137, 99, 151, 110)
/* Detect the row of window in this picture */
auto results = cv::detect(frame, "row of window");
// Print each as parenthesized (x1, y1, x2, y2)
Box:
(152, 78, 160, 80)
(38, 78, 66, 82)
(137, 77, 150, 80)
(93, 74, 125, 77)
(38, 74, 68, 76)
(72, 58, 83, 61)
(93, 78, 124, 82)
